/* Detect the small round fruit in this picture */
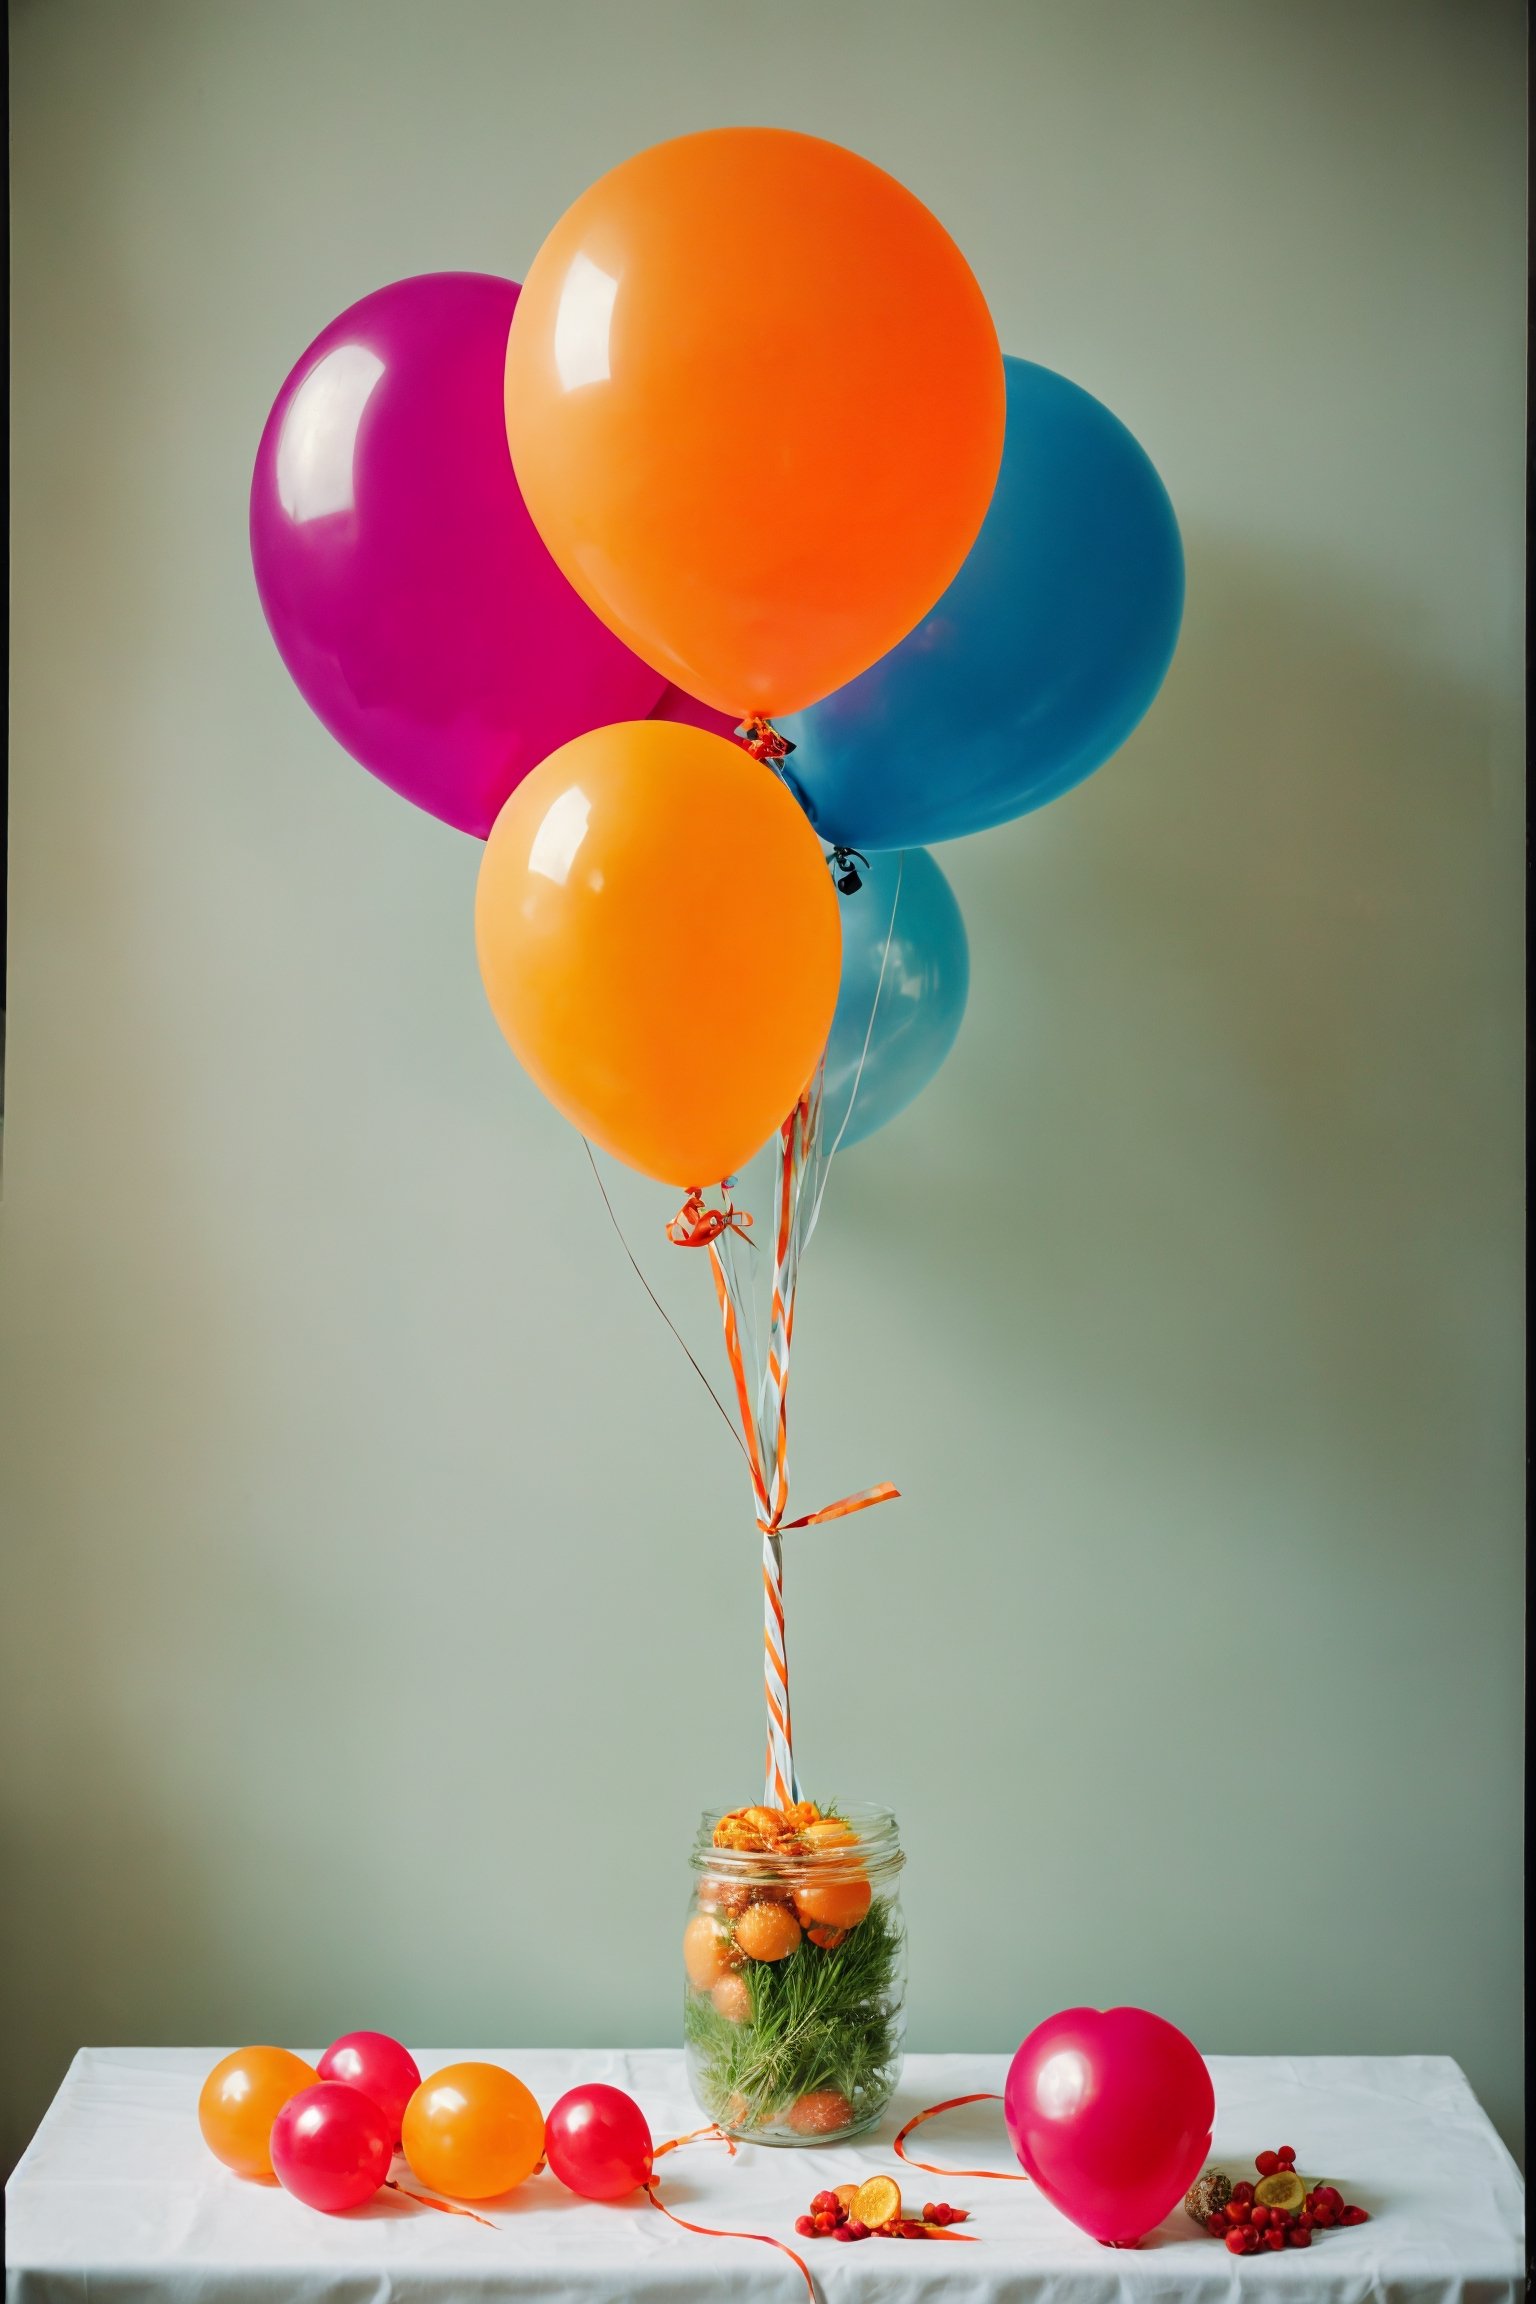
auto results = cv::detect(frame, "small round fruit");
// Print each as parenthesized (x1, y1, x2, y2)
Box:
(1254, 2169, 1306, 2215)
(1255, 2151, 1280, 2177)
(1263, 2226, 1286, 2252)
(1225, 2225, 1257, 2255)
(710, 1973, 752, 2024)
(734, 1902, 802, 1963)
(846, 2219, 869, 2239)
(793, 1873, 872, 1932)
(1230, 2181, 1255, 2206)
(851, 2174, 901, 2229)
(812, 2211, 839, 2235)
(832, 2223, 857, 2242)
(794, 2214, 815, 2237)
(1206, 2212, 1230, 2236)
(1250, 2203, 1271, 2228)
(683, 1912, 734, 1991)
(1289, 2225, 1312, 2247)
(1277, 2144, 1296, 2166)
(787, 2089, 853, 2136)
(1226, 2200, 1251, 2226)
(1341, 2204, 1369, 2225)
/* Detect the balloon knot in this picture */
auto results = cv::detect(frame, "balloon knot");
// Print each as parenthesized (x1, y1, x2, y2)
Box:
(666, 1188, 756, 1249)
(828, 844, 869, 894)
(736, 716, 796, 765)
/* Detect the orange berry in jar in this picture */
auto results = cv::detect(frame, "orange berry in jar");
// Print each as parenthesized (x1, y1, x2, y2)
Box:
(683, 1911, 734, 1990)
(733, 1900, 803, 1962)
(787, 2088, 853, 2135)
(794, 1872, 872, 1931)
(710, 1972, 752, 2024)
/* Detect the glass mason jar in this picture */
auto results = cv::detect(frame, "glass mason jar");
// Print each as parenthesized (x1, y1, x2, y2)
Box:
(683, 1802, 906, 2145)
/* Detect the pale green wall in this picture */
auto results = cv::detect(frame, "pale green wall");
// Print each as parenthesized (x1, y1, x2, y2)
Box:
(3, 0, 1524, 2172)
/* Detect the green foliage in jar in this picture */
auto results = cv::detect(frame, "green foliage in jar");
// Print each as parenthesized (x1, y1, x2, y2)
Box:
(684, 1892, 904, 2134)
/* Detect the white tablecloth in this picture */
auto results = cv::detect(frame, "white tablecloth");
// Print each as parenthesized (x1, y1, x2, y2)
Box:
(5, 2047, 1524, 2301)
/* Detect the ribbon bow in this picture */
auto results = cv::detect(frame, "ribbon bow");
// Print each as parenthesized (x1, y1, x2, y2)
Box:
(665, 1189, 755, 1250)
(735, 715, 797, 766)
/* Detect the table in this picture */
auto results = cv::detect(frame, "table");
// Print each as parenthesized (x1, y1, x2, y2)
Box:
(5, 2048, 1524, 2300)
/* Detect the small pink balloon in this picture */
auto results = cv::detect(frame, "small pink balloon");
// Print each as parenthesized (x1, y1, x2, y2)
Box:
(544, 2083, 654, 2200)
(1003, 2006, 1214, 2248)
(270, 2081, 392, 2214)
(316, 2030, 421, 2145)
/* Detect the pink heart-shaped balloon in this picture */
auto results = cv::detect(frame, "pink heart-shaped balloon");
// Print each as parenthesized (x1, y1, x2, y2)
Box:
(1004, 2005, 1214, 2247)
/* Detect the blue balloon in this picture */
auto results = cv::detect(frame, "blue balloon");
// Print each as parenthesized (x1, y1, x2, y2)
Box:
(820, 849, 969, 1150)
(780, 359, 1183, 850)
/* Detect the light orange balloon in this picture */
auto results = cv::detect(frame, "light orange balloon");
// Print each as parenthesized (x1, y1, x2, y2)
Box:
(475, 720, 840, 1185)
(401, 2062, 545, 2201)
(198, 2047, 319, 2180)
(505, 127, 1004, 719)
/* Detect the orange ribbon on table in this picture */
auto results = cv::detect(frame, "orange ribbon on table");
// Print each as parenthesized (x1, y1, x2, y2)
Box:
(646, 2123, 816, 2297)
(893, 2092, 1031, 2182)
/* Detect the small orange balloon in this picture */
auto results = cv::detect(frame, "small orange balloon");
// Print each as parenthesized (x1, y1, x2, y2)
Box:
(402, 2062, 545, 2200)
(475, 720, 840, 1185)
(506, 127, 1004, 718)
(198, 2047, 319, 2180)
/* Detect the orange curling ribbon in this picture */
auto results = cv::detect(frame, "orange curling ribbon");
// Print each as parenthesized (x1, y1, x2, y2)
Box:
(646, 2124, 815, 2298)
(665, 1188, 755, 1250)
(893, 2091, 1031, 2182)
(383, 2177, 498, 2226)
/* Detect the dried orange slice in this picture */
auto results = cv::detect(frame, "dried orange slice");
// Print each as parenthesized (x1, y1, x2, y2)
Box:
(852, 2175, 901, 2229)
(1254, 2169, 1306, 2214)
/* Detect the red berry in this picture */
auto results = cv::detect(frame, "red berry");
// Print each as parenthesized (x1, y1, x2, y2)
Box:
(1250, 2204, 1271, 2228)
(795, 2216, 815, 2237)
(1273, 2209, 1294, 2230)
(1296, 2213, 1314, 2232)
(1206, 2213, 1229, 2237)
(1226, 2201, 1251, 2226)
(812, 2212, 838, 2235)
(1225, 2226, 1257, 2256)
(1255, 2151, 1280, 2177)
(1277, 2146, 1296, 2167)
(1230, 2181, 1255, 2206)
(1341, 2205, 1369, 2225)
(1312, 2205, 1338, 2228)
(846, 2221, 869, 2240)
(1288, 2225, 1312, 2248)
(810, 2192, 838, 2216)
(1315, 2186, 1343, 2209)
(833, 2224, 858, 2243)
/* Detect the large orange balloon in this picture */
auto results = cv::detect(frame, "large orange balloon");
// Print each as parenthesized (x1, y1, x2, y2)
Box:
(476, 721, 840, 1185)
(198, 2047, 319, 2180)
(505, 128, 1004, 719)
(402, 2062, 545, 2200)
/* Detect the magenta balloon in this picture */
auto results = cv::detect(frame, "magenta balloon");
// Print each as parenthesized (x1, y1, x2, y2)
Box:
(270, 2082, 392, 2215)
(1003, 2006, 1214, 2248)
(316, 2030, 421, 2146)
(544, 2083, 654, 2200)
(649, 685, 742, 743)
(250, 273, 666, 838)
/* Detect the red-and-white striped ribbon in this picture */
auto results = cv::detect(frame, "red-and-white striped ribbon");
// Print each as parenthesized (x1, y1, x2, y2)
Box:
(681, 1087, 898, 1806)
